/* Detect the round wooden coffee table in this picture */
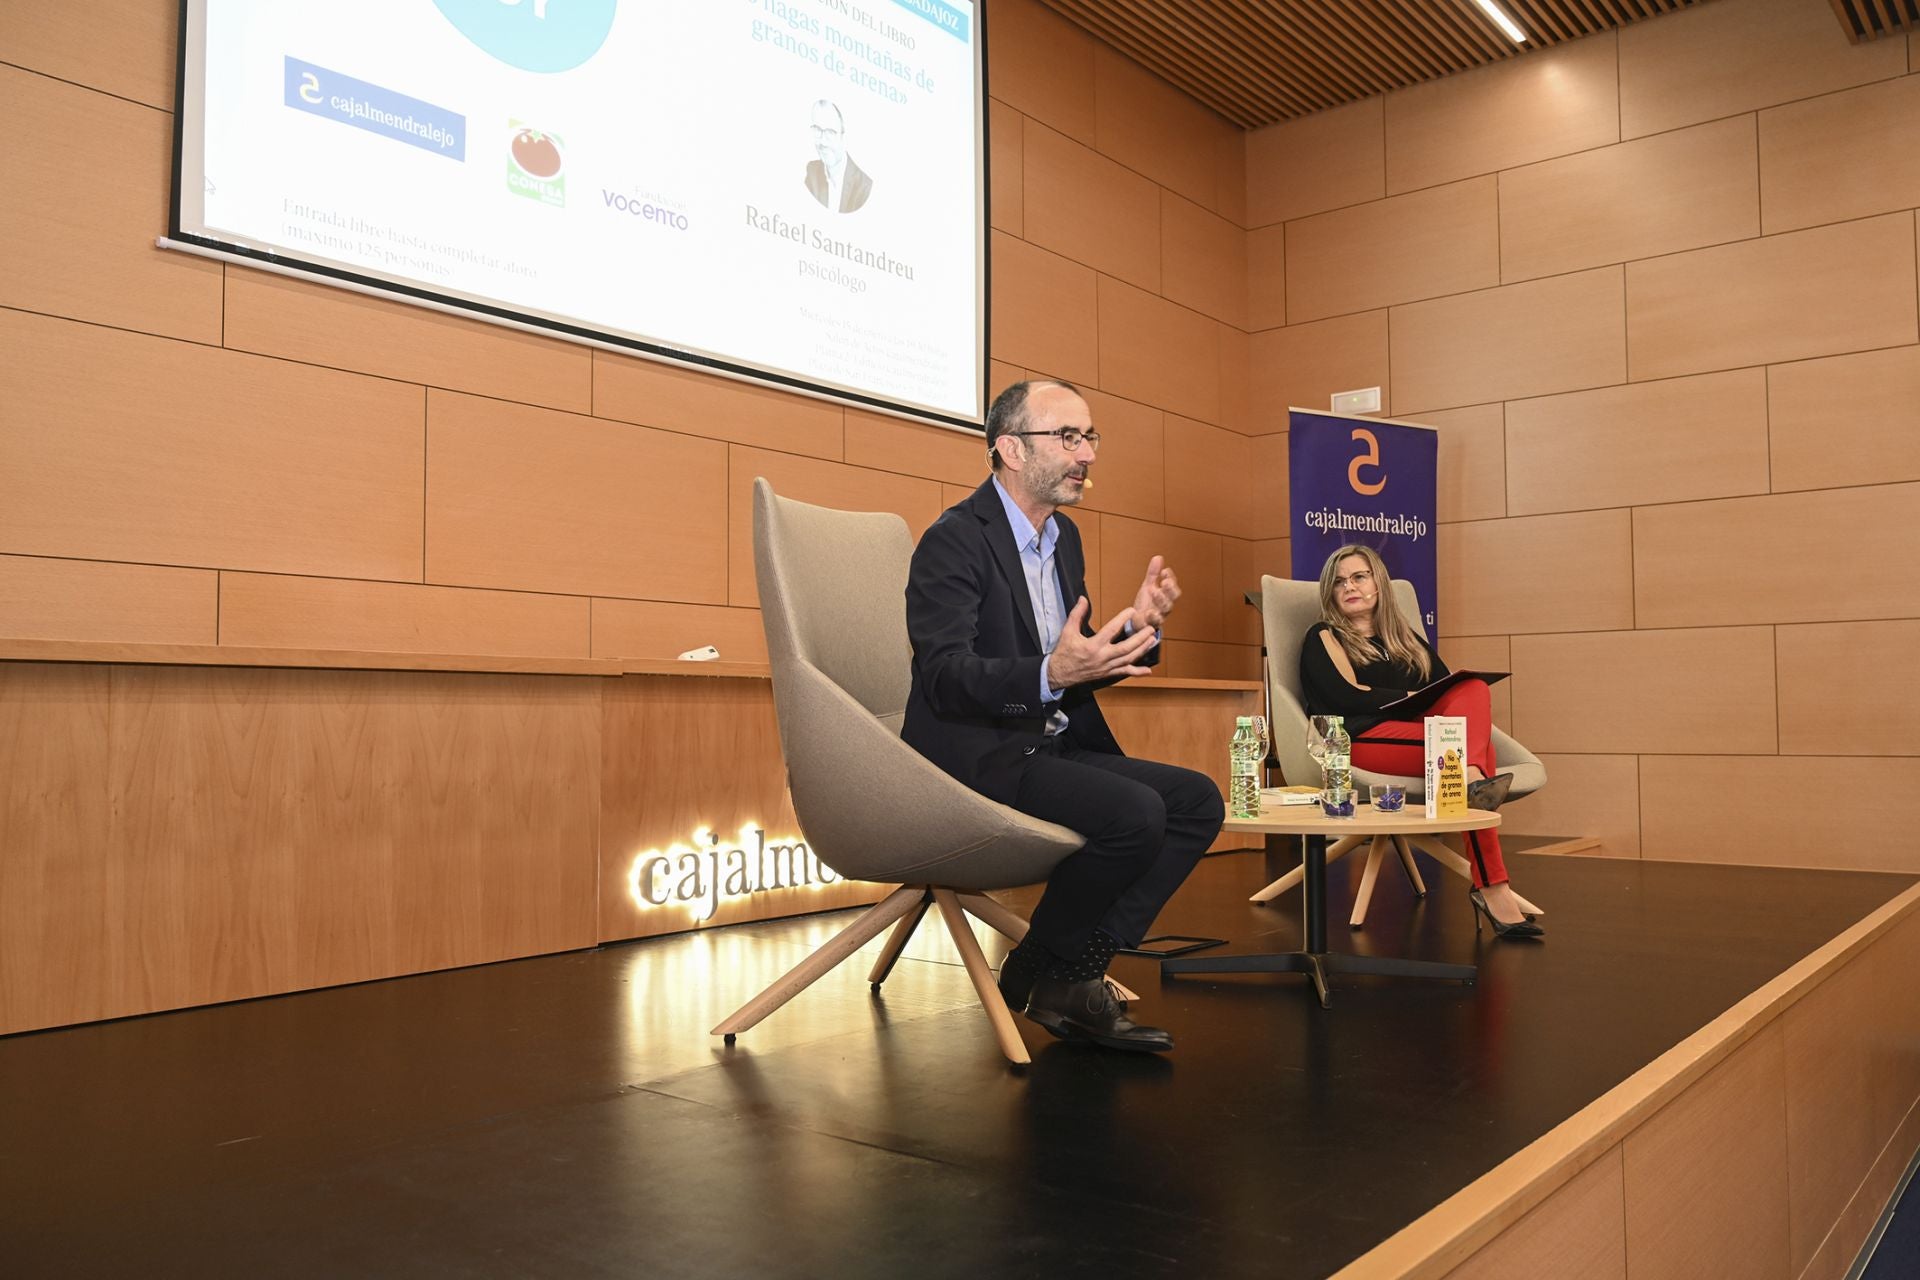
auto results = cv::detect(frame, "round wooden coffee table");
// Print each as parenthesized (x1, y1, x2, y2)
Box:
(1160, 802, 1502, 1007)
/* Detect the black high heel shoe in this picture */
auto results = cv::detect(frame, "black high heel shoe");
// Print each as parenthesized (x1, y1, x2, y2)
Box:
(1468, 887, 1544, 940)
(1466, 772, 1514, 812)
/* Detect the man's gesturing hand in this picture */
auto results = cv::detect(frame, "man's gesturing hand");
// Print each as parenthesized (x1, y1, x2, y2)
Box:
(1131, 556, 1181, 633)
(1047, 597, 1158, 690)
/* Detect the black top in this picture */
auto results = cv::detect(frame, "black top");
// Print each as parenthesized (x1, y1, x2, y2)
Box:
(1298, 622, 1449, 736)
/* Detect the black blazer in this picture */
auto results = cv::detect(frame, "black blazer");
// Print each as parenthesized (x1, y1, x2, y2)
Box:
(902, 479, 1159, 805)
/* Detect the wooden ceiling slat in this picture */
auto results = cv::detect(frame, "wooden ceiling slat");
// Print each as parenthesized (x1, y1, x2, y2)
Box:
(1029, 0, 1716, 127)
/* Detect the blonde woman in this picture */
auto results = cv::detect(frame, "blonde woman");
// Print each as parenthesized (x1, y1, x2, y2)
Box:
(1298, 544, 1541, 940)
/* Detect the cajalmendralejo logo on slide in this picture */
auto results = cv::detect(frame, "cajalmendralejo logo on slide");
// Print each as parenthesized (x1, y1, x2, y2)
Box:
(507, 122, 565, 205)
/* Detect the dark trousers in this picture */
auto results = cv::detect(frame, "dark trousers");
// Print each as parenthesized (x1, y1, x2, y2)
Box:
(1010, 738, 1225, 961)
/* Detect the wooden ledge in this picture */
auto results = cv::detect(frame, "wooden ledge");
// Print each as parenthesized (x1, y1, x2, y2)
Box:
(0, 639, 1259, 692)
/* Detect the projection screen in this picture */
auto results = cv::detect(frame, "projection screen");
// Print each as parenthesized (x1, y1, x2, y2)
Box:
(170, 0, 989, 429)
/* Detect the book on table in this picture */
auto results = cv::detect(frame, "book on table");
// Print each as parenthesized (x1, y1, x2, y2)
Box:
(1425, 716, 1469, 819)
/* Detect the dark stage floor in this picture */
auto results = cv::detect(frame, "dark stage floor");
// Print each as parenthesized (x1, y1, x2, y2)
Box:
(2, 848, 1911, 1279)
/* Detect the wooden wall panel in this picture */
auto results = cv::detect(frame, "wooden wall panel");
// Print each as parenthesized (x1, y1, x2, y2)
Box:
(1248, 311, 1391, 433)
(1503, 369, 1770, 515)
(96, 666, 599, 1025)
(1639, 755, 1920, 870)
(1218, 323, 1252, 436)
(0, 311, 425, 580)
(1625, 215, 1918, 383)
(0, 0, 176, 109)
(1420, 403, 1507, 525)
(1074, 389, 1166, 524)
(0, 664, 112, 1035)
(1160, 191, 1246, 328)
(1383, 34, 1618, 195)
(989, 99, 1025, 236)
(1436, 510, 1634, 637)
(1391, 268, 1627, 414)
(1633, 483, 1920, 627)
(1246, 433, 1289, 540)
(591, 353, 843, 460)
(725, 446, 945, 607)
(1164, 417, 1251, 538)
(1768, 344, 1920, 493)
(844, 410, 985, 487)
(598, 675, 885, 943)
(1248, 224, 1286, 331)
(1510, 627, 1777, 755)
(0, 556, 216, 646)
(985, 0, 1096, 144)
(426, 389, 727, 603)
(1760, 74, 1920, 234)
(1162, 641, 1259, 682)
(1442, 1146, 1627, 1280)
(1096, 277, 1221, 423)
(1783, 953, 1885, 1278)
(1777, 621, 1920, 757)
(1498, 116, 1759, 283)
(1221, 537, 1289, 646)
(988, 231, 1100, 384)
(219, 573, 590, 658)
(1022, 120, 1162, 291)
(1621, 1024, 1791, 1280)
(1285, 177, 1500, 324)
(0, 66, 223, 344)
(1098, 516, 1225, 643)
(1617, 0, 1906, 139)
(1094, 43, 1232, 216)
(1214, 122, 1247, 229)
(1500, 754, 1641, 856)
(592, 601, 769, 665)
(1245, 97, 1384, 227)
(222, 269, 592, 413)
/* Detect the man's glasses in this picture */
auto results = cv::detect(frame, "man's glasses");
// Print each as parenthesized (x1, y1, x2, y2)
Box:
(1010, 428, 1101, 452)
(1332, 570, 1374, 591)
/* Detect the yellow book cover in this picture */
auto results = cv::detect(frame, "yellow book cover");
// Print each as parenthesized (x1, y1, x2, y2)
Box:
(1424, 716, 1468, 818)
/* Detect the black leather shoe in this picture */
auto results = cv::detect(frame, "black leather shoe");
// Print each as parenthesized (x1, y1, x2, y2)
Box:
(997, 967, 1035, 1014)
(1467, 772, 1514, 812)
(1024, 977, 1174, 1052)
(1468, 887, 1544, 940)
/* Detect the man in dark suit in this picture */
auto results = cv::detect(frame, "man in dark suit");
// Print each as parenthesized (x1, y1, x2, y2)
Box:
(803, 99, 873, 213)
(903, 380, 1224, 1053)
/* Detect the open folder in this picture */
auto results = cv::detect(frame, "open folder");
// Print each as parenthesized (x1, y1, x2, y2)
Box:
(1373, 669, 1510, 717)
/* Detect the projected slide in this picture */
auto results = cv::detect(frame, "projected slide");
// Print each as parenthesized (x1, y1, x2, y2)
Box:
(174, 0, 986, 425)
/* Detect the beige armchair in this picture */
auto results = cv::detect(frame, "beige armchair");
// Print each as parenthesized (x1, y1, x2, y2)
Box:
(710, 479, 1090, 1066)
(1253, 574, 1546, 925)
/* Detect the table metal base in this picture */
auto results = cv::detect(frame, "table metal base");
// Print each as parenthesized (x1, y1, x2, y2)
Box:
(1161, 832, 1476, 1007)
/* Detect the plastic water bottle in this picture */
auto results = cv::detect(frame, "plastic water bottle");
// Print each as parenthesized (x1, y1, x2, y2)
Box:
(1229, 716, 1260, 819)
(1322, 715, 1352, 798)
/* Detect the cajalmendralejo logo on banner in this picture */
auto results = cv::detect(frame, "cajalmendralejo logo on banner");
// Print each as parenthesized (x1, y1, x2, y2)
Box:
(1288, 408, 1442, 634)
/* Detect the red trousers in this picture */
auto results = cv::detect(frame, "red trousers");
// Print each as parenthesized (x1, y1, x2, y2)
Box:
(1349, 680, 1508, 887)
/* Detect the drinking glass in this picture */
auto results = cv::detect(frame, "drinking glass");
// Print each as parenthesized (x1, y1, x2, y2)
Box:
(1305, 715, 1332, 768)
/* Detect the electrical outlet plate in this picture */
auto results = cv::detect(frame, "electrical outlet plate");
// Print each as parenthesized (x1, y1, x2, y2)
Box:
(1331, 387, 1382, 414)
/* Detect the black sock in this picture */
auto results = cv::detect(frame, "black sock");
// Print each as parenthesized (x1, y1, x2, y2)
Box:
(997, 936, 1049, 1005)
(1044, 928, 1124, 984)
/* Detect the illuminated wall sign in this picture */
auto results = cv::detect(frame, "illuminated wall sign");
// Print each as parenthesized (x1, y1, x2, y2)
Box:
(627, 825, 840, 923)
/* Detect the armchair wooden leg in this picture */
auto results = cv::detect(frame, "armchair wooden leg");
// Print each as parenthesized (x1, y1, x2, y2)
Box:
(1393, 836, 1427, 896)
(933, 889, 1030, 1067)
(1349, 835, 1390, 928)
(868, 891, 933, 987)
(1250, 833, 1365, 903)
(1512, 892, 1544, 917)
(954, 891, 1027, 942)
(712, 886, 924, 1040)
(957, 891, 1139, 1003)
(1408, 834, 1474, 881)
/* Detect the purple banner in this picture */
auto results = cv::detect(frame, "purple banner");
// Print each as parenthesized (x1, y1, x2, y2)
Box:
(1288, 410, 1441, 635)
